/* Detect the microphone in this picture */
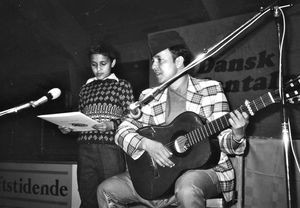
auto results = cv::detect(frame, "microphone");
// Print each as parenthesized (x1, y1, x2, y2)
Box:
(0, 88, 62, 116)
(31, 88, 61, 108)
(274, 6, 280, 18)
(129, 102, 142, 119)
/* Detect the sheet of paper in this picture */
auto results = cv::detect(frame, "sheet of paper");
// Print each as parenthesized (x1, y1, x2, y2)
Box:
(38, 112, 99, 132)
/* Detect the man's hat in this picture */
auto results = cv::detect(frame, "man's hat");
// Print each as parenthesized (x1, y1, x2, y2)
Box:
(148, 31, 186, 56)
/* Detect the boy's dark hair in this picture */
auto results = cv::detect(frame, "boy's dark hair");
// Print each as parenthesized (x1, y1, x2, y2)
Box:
(89, 42, 117, 61)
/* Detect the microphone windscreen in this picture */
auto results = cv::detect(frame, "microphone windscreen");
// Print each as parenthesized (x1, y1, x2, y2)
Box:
(48, 88, 61, 100)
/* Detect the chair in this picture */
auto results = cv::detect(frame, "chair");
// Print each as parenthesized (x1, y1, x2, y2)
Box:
(206, 155, 244, 208)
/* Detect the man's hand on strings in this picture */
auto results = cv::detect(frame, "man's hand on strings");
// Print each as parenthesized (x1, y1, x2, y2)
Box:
(140, 138, 175, 168)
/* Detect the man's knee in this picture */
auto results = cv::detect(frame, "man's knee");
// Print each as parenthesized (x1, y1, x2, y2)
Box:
(175, 185, 205, 200)
(97, 182, 105, 198)
(174, 186, 206, 208)
(97, 179, 112, 207)
(97, 176, 117, 194)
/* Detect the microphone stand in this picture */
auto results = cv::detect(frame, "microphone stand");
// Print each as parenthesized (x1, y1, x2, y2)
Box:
(0, 103, 33, 117)
(273, 5, 293, 208)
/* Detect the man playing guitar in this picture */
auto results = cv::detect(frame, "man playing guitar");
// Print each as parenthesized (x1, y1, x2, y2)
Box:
(97, 31, 249, 208)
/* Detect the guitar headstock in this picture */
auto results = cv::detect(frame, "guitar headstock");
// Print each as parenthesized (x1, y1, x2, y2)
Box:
(270, 75, 300, 104)
(238, 76, 299, 117)
(285, 75, 300, 104)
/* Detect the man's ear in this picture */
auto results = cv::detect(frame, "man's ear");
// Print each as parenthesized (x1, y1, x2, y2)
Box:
(111, 59, 116, 68)
(175, 56, 184, 68)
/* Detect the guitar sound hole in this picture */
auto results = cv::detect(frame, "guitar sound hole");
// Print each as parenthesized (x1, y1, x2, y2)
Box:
(174, 136, 188, 153)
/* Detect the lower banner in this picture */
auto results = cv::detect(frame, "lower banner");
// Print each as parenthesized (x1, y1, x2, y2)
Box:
(0, 162, 80, 208)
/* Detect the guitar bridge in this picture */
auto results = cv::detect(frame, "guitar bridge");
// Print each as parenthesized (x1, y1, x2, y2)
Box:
(150, 158, 160, 178)
(150, 127, 156, 137)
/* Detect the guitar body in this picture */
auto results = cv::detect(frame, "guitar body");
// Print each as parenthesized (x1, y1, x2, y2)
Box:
(126, 111, 220, 200)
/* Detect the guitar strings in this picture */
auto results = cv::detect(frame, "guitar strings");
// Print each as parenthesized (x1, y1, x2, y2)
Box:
(122, 92, 273, 154)
(164, 87, 294, 152)
(162, 95, 271, 152)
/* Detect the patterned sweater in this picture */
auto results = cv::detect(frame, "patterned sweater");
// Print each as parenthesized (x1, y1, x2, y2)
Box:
(78, 75, 135, 144)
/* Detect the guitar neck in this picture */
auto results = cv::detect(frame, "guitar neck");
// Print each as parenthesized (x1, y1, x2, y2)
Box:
(185, 90, 278, 146)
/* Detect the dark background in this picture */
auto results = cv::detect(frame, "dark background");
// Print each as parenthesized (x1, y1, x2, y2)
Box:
(0, 0, 298, 162)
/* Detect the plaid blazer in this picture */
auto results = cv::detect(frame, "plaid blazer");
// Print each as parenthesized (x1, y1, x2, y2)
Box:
(115, 76, 246, 202)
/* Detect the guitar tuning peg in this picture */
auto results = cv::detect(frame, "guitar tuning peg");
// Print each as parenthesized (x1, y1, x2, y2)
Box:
(289, 96, 300, 104)
(287, 98, 294, 104)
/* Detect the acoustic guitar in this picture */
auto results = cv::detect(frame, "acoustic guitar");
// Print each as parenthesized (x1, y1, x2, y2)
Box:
(126, 76, 300, 200)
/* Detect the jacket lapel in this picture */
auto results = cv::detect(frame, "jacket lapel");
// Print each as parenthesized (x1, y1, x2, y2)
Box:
(150, 76, 203, 124)
(151, 89, 168, 125)
(186, 76, 202, 114)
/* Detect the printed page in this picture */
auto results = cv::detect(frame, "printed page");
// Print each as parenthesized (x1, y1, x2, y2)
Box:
(38, 112, 99, 132)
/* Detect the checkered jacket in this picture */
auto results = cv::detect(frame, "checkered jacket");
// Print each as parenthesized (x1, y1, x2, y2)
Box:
(115, 75, 246, 201)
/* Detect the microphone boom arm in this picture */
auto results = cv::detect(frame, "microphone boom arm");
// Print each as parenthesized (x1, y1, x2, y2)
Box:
(0, 103, 33, 117)
(0, 88, 61, 117)
(129, 3, 293, 118)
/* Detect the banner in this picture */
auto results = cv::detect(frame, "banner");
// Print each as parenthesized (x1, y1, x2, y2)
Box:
(149, 5, 300, 138)
(0, 162, 80, 208)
